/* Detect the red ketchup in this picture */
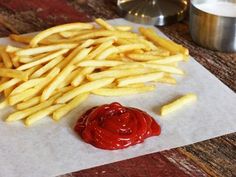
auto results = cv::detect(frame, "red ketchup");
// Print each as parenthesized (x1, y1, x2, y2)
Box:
(74, 102, 161, 150)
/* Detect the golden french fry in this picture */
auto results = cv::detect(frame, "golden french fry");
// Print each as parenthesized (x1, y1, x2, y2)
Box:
(67, 47, 93, 66)
(5, 45, 20, 52)
(10, 34, 32, 44)
(127, 53, 162, 61)
(17, 49, 68, 70)
(115, 26, 132, 31)
(92, 86, 155, 96)
(10, 77, 46, 95)
(87, 68, 155, 80)
(1, 51, 13, 68)
(117, 72, 164, 87)
(52, 93, 89, 121)
(147, 54, 184, 64)
(95, 46, 118, 60)
(24, 104, 64, 126)
(19, 53, 48, 63)
(8, 88, 39, 105)
(160, 93, 197, 116)
(77, 60, 124, 67)
(0, 78, 20, 92)
(141, 63, 184, 75)
(6, 93, 61, 122)
(41, 65, 75, 101)
(117, 44, 146, 53)
(16, 96, 41, 110)
(16, 86, 73, 110)
(16, 43, 75, 56)
(4, 86, 14, 97)
(30, 22, 93, 47)
(95, 18, 115, 31)
(73, 30, 138, 41)
(30, 56, 64, 78)
(156, 75, 177, 85)
(86, 40, 114, 60)
(0, 68, 28, 81)
(93, 36, 117, 44)
(0, 99, 8, 109)
(0, 62, 4, 67)
(56, 78, 115, 103)
(59, 30, 94, 38)
(145, 48, 170, 57)
(71, 67, 94, 87)
(56, 41, 93, 69)
(139, 27, 189, 55)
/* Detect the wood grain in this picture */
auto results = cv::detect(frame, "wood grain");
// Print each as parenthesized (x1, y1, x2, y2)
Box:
(0, 1, 235, 177)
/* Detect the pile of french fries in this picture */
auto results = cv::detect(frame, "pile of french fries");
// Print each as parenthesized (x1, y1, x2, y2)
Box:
(0, 18, 189, 126)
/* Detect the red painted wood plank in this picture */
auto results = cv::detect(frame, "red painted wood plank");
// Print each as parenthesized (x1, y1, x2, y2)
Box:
(0, 0, 90, 25)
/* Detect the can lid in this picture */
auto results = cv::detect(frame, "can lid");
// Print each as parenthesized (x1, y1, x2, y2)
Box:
(117, 0, 188, 26)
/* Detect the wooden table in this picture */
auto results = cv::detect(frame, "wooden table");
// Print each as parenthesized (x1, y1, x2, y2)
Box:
(0, 1, 235, 176)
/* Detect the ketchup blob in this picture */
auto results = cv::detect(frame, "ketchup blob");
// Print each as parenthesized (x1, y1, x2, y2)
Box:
(74, 102, 161, 150)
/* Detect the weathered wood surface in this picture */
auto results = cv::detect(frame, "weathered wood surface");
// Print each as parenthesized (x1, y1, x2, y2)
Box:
(0, 0, 235, 177)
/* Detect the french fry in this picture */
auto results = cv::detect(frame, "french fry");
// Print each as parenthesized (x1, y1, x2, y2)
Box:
(77, 60, 124, 67)
(52, 93, 89, 121)
(115, 26, 132, 31)
(156, 75, 177, 85)
(141, 63, 184, 75)
(8, 88, 39, 106)
(0, 68, 28, 81)
(16, 43, 75, 56)
(41, 65, 75, 101)
(16, 86, 73, 110)
(87, 68, 155, 80)
(56, 78, 115, 103)
(160, 93, 197, 116)
(30, 22, 93, 47)
(16, 96, 41, 110)
(127, 53, 162, 61)
(4, 86, 14, 97)
(19, 53, 48, 63)
(0, 62, 4, 67)
(139, 27, 189, 55)
(1, 51, 13, 68)
(56, 41, 93, 69)
(93, 36, 117, 44)
(73, 30, 138, 41)
(58, 69, 81, 88)
(95, 18, 115, 31)
(10, 34, 32, 44)
(117, 44, 146, 53)
(71, 67, 94, 87)
(5, 45, 20, 53)
(10, 77, 46, 95)
(0, 99, 8, 109)
(24, 104, 64, 126)
(6, 93, 62, 122)
(147, 54, 184, 64)
(30, 56, 64, 78)
(117, 72, 164, 87)
(146, 48, 170, 56)
(59, 30, 94, 38)
(17, 49, 69, 70)
(86, 40, 114, 60)
(92, 86, 155, 96)
(0, 78, 20, 92)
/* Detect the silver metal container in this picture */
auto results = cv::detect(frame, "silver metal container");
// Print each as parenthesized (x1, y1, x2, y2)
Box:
(190, 0, 236, 52)
(117, 0, 188, 26)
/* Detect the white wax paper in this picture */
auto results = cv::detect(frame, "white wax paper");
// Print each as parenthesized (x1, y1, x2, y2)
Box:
(0, 19, 235, 177)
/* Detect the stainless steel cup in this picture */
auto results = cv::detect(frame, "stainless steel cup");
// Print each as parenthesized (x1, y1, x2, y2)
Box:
(190, 0, 236, 52)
